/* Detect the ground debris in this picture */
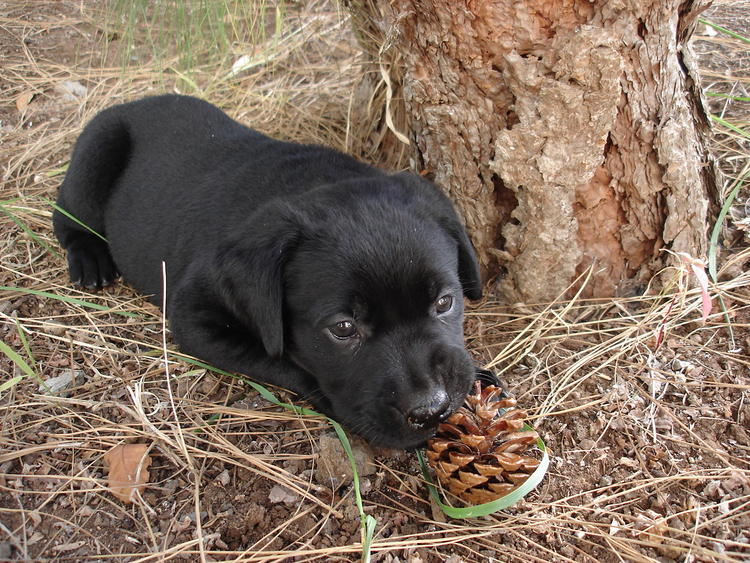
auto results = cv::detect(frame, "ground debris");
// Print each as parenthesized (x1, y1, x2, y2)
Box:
(0, 1, 748, 562)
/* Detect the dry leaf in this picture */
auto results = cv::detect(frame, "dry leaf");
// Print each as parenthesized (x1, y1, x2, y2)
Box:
(16, 90, 34, 111)
(51, 541, 85, 552)
(634, 510, 668, 544)
(28, 510, 42, 527)
(26, 532, 44, 546)
(609, 517, 622, 536)
(104, 443, 152, 503)
(675, 252, 712, 322)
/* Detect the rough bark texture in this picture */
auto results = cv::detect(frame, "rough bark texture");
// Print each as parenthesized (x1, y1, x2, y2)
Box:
(348, 0, 718, 302)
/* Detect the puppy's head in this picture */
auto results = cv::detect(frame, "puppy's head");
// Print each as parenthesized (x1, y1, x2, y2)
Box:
(237, 175, 481, 449)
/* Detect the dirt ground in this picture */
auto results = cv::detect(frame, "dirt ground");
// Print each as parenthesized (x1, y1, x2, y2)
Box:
(1, 1, 749, 562)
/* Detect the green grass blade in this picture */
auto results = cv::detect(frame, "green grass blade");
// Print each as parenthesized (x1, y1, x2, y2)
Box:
(361, 515, 377, 563)
(15, 320, 36, 370)
(329, 418, 374, 563)
(170, 67, 202, 94)
(706, 92, 750, 103)
(42, 198, 108, 242)
(13, 321, 51, 391)
(193, 412, 222, 434)
(710, 114, 750, 140)
(0, 340, 38, 388)
(0, 204, 61, 258)
(699, 19, 750, 44)
(46, 163, 69, 177)
(417, 426, 549, 519)
(0, 286, 139, 318)
(275, 5, 284, 37)
(707, 167, 747, 351)
(708, 168, 749, 281)
(0, 376, 24, 393)
(177, 369, 208, 379)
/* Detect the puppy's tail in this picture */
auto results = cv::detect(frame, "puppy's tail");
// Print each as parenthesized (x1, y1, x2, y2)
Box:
(53, 108, 131, 246)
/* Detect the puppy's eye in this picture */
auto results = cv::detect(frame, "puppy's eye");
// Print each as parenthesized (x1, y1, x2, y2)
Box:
(329, 320, 358, 339)
(435, 295, 453, 314)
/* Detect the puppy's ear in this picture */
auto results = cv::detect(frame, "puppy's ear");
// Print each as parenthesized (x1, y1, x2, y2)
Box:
(394, 172, 483, 300)
(215, 203, 301, 359)
(437, 215, 483, 301)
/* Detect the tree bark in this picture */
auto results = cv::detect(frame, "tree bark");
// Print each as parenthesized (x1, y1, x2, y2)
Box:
(347, 0, 718, 302)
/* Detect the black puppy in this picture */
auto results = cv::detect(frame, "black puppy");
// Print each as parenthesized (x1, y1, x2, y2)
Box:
(53, 95, 482, 449)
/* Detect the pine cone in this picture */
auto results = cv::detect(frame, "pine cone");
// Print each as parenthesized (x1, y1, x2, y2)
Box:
(426, 381, 541, 505)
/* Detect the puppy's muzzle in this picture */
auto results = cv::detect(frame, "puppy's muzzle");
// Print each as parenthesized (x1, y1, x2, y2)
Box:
(406, 389, 451, 429)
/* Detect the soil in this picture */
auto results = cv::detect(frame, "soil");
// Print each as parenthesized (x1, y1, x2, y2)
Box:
(1, 1, 749, 562)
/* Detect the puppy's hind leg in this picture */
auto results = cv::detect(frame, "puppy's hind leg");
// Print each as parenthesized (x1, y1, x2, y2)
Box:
(53, 111, 129, 289)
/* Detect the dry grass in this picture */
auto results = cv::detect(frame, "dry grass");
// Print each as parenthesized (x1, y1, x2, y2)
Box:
(1, 1, 749, 562)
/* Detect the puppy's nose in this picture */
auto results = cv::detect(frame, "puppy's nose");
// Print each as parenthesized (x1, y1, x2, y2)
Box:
(407, 390, 451, 428)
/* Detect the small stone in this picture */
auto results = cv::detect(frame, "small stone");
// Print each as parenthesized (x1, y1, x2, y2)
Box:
(268, 484, 299, 505)
(216, 469, 230, 486)
(245, 504, 266, 527)
(313, 432, 376, 489)
(359, 477, 372, 495)
(39, 370, 84, 397)
(54, 80, 87, 102)
(187, 510, 207, 523)
(223, 515, 246, 542)
(710, 541, 726, 556)
(703, 480, 723, 500)
(579, 439, 597, 450)
(163, 479, 179, 495)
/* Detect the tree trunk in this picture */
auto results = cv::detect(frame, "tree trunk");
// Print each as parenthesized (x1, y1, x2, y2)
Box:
(347, 0, 718, 302)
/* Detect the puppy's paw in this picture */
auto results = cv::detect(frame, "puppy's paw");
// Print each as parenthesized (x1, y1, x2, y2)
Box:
(65, 233, 119, 290)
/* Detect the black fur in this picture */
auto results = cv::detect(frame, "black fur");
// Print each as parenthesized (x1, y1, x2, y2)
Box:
(53, 94, 482, 448)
